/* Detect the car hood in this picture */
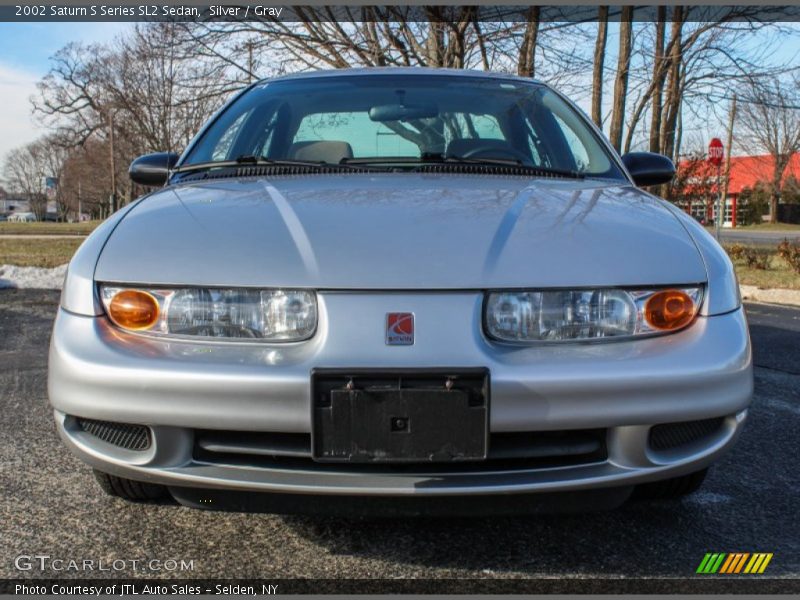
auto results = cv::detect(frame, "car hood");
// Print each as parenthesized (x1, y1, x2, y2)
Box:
(95, 174, 707, 289)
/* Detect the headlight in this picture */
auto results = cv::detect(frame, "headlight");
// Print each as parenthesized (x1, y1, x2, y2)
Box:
(484, 287, 702, 343)
(100, 286, 317, 342)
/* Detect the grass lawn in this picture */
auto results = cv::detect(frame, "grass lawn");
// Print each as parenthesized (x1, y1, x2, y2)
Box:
(1, 231, 799, 291)
(731, 255, 800, 290)
(0, 238, 84, 268)
(0, 220, 101, 236)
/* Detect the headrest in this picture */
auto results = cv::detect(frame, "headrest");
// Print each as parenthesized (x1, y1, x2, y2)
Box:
(287, 141, 354, 164)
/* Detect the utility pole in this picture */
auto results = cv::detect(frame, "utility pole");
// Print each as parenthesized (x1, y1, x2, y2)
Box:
(708, 138, 724, 241)
(77, 180, 82, 222)
(722, 95, 737, 227)
(108, 110, 117, 214)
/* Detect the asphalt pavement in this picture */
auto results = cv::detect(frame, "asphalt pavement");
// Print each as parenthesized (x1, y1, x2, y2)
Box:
(717, 229, 800, 246)
(0, 289, 798, 592)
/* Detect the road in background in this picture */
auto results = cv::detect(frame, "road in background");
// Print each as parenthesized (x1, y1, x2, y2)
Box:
(0, 290, 797, 590)
(718, 229, 800, 246)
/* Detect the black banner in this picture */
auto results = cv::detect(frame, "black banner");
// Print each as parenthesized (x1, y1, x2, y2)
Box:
(2, 5, 800, 23)
(3, 578, 800, 594)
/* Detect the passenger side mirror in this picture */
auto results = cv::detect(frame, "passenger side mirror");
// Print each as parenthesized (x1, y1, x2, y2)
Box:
(621, 152, 675, 187)
(129, 152, 179, 187)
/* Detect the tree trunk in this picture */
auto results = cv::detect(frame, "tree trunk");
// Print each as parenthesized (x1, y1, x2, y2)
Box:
(674, 87, 683, 164)
(517, 7, 540, 78)
(424, 12, 446, 67)
(590, 6, 609, 127)
(608, 7, 633, 152)
(771, 188, 780, 224)
(649, 8, 666, 153)
(659, 7, 684, 161)
(771, 157, 790, 223)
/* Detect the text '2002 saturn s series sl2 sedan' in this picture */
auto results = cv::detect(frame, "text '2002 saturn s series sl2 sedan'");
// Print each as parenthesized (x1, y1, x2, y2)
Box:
(49, 68, 752, 515)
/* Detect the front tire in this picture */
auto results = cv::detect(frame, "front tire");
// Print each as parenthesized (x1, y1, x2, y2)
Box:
(93, 469, 167, 502)
(632, 468, 708, 500)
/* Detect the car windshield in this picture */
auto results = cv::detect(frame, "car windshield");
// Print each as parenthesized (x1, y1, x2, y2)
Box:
(183, 74, 626, 180)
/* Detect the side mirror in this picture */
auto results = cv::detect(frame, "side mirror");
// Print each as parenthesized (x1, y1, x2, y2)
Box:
(129, 152, 179, 187)
(621, 152, 675, 187)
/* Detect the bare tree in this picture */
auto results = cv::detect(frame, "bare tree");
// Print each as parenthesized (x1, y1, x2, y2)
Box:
(517, 7, 541, 78)
(178, 11, 592, 90)
(658, 8, 685, 162)
(2, 139, 59, 220)
(737, 76, 800, 223)
(33, 42, 110, 148)
(590, 6, 609, 127)
(35, 24, 239, 153)
(32, 23, 242, 209)
(39, 137, 70, 220)
(613, 8, 787, 163)
(608, 7, 633, 151)
(58, 139, 118, 219)
(648, 11, 667, 153)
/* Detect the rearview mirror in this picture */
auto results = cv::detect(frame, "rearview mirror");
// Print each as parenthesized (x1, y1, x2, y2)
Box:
(129, 152, 179, 187)
(621, 152, 675, 187)
(369, 103, 439, 122)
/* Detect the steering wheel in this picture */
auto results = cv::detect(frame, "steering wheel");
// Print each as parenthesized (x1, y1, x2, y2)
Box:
(458, 144, 531, 164)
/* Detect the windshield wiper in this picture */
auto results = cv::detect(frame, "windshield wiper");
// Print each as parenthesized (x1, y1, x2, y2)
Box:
(342, 155, 586, 179)
(173, 155, 380, 174)
(426, 153, 523, 166)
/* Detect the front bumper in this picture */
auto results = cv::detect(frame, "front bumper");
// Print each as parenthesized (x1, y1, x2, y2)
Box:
(49, 293, 752, 496)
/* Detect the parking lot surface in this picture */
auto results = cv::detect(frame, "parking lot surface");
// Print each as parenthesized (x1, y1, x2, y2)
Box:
(1, 290, 798, 591)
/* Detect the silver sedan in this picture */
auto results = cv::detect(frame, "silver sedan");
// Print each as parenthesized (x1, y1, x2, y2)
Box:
(49, 69, 751, 515)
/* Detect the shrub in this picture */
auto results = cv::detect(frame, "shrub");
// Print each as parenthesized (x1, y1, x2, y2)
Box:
(741, 247, 772, 270)
(726, 244, 772, 270)
(725, 244, 748, 261)
(777, 239, 800, 274)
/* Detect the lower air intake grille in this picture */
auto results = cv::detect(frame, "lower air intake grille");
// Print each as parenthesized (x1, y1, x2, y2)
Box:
(77, 418, 151, 451)
(649, 417, 725, 451)
(193, 428, 608, 472)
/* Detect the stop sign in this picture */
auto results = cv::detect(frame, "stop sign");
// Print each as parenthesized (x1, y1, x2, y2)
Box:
(708, 138, 724, 167)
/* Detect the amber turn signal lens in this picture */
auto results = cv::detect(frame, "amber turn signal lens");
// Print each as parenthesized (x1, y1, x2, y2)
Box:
(644, 290, 696, 331)
(107, 290, 159, 331)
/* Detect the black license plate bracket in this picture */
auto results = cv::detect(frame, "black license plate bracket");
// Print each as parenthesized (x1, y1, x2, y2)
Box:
(312, 369, 489, 463)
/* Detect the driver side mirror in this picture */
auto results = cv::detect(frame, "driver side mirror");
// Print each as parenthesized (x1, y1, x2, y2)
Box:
(129, 152, 179, 187)
(621, 152, 675, 187)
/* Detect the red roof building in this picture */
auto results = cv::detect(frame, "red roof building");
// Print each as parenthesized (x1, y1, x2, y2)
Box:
(725, 153, 800, 195)
(676, 152, 800, 227)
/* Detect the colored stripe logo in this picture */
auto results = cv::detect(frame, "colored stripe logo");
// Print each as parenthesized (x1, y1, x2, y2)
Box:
(696, 553, 773, 574)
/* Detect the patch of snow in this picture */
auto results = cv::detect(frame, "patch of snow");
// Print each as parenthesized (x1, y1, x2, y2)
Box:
(762, 395, 800, 416)
(684, 491, 731, 506)
(740, 285, 800, 307)
(0, 264, 68, 289)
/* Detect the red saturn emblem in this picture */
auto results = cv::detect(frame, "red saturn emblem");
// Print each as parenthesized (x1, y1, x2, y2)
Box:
(386, 313, 414, 345)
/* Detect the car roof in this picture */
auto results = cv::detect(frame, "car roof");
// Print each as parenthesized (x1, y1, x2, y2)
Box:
(260, 67, 546, 87)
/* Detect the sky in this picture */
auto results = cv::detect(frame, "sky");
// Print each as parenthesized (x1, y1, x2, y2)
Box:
(0, 23, 127, 163)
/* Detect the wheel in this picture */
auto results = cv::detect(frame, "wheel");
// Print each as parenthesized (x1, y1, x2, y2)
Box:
(632, 468, 708, 500)
(93, 469, 167, 502)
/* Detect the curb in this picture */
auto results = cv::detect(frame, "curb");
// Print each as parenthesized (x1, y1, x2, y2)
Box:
(740, 285, 800, 308)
